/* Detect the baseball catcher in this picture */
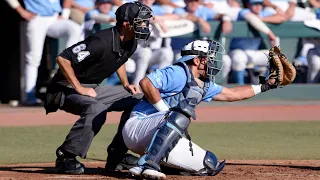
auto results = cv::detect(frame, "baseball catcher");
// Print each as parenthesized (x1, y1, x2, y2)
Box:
(119, 40, 295, 179)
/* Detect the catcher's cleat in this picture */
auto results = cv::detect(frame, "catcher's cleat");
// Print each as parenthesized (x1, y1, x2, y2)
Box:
(129, 166, 143, 176)
(142, 169, 166, 179)
(105, 153, 139, 171)
(129, 166, 166, 179)
(55, 157, 85, 174)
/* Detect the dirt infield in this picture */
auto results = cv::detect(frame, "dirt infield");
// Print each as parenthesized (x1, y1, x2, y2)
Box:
(0, 102, 319, 179)
(0, 160, 319, 180)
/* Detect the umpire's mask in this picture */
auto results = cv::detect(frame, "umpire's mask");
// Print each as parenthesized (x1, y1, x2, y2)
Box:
(133, 4, 154, 40)
(178, 39, 226, 82)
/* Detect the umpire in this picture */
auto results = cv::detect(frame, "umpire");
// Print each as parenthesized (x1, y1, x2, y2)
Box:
(44, 1, 154, 175)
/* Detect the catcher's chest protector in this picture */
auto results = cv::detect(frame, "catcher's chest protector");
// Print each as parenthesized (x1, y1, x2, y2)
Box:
(162, 62, 210, 109)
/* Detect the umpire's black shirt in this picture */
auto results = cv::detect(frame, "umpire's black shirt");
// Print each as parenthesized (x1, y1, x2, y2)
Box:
(51, 27, 137, 85)
(45, 27, 137, 114)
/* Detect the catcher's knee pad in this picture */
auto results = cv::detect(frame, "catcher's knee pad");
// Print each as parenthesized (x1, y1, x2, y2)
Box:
(191, 151, 225, 176)
(138, 110, 191, 171)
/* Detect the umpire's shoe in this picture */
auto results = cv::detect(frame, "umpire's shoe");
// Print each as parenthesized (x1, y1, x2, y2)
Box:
(105, 153, 139, 171)
(55, 147, 85, 174)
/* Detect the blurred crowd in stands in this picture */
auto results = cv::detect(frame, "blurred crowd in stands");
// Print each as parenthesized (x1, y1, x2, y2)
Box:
(4, 0, 320, 106)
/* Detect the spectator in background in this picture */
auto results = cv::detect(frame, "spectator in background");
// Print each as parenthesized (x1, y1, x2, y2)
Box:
(263, 0, 317, 68)
(228, 0, 284, 84)
(198, 0, 242, 83)
(171, 0, 233, 77)
(306, 39, 320, 83)
(201, 0, 243, 20)
(154, 0, 186, 13)
(70, 0, 95, 25)
(5, 0, 82, 105)
(111, 0, 139, 12)
(131, 0, 181, 85)
(83, 0, 116, 38)
(312, 0, 320, 19)
(263, 0, 316, 21)
(304, 0, 320, 83)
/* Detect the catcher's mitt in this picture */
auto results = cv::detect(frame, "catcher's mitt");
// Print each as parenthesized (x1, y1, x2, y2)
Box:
(267, 46, 296, 86)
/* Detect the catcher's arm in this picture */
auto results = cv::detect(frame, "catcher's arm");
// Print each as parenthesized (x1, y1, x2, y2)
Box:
(213, 46, 295, 102)
(140, 77, 169, 112)
(212, 79, 276, 102)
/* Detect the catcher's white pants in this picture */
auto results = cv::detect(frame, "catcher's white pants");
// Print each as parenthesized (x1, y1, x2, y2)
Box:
(229, 49, 269, 71)
(131, 46, 174, 85)
(307, 46, 320, 82)
(23, 14, 82, 95)
(122, 112, 207, 172)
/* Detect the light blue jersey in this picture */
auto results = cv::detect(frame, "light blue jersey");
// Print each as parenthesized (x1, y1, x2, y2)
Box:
(84, 9, 116, 21)
(316, 8, 320, 19)
(173, 7, 216, 20)
(269, 0, 289, 2)
(121, 0, 137, 3)
(230, 9, 275, 50)
(24, 0, 62, 16)
(171, 7, 217, 50)
(74, 0, 95, 8)
(151, 5, 166, 16)
(132, 65, 223, 115)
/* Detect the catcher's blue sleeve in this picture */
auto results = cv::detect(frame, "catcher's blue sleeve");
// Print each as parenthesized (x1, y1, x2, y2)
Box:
(146, 65, 187, 96)
(147, 65, 222, 101)
(202, 82, 223, 102)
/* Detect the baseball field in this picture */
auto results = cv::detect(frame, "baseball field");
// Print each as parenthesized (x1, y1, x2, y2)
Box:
(0, 100, 320, 180)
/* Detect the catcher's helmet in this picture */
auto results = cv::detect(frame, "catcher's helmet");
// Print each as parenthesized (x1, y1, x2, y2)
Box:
(176, 39, 226, 82)
(115, 1, 154, 40)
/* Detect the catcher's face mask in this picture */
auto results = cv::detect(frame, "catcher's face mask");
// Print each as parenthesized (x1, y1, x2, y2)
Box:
(180, 39, 226, 82)
(205, 40, 225, 82)
(133, 5, 154, 40)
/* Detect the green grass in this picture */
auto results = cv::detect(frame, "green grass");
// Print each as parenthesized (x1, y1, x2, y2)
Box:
(0, 121, 319, 164)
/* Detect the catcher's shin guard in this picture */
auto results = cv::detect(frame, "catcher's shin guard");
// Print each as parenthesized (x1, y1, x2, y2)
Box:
(180, 151, 225, 176)
(137, 110, 192, 171)
(201, 151, 225, 176)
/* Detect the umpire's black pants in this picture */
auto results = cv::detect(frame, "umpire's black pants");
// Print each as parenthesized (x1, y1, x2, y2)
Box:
(59, 85, 141, 158)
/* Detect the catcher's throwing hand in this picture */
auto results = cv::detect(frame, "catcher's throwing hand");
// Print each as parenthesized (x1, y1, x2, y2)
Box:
(125, 84, 141, 95)
(267, 46, 296, 86)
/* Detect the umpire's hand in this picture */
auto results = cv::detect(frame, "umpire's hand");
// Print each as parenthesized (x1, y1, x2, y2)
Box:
(77, 87, 97, 97)
(124, 84, 141, 95)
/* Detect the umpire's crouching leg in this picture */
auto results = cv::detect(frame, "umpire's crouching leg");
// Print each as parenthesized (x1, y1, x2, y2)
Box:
(60, 97, 109, 158)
